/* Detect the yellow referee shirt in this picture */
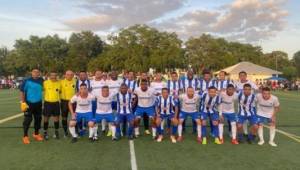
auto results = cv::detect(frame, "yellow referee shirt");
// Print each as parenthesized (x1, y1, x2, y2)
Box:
(43, 80, 61, 102)
(60, 79, 76, 101)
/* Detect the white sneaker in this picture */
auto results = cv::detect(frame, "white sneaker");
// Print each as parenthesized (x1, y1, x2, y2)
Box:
(157, 136, 163, 142)
(258, 140, 265, 145)
(269, 141, 277, 147)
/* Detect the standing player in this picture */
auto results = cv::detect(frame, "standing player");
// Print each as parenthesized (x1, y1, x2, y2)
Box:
(68, 84, 95, 143)
(124, 71, 138, 93)
(155, 88, 178, 143)
(237, 84, 258, 144)
(20, 69, 44, 144)
(216, 71, 232, 92)
(181, 70, 199, 93)
(76, 71, 91, 92)
(235, 71, 258, 92)
(200, 86, 222, 145)
(256, 87, 280, 147)
(177, 87, 202, 143)
(219, 84, 239, 144)
(167, 71, 181, 98)
(150, 72, 166, 96)
(199, 69, 216, 93)
(60, 70, 76, 137)
(43, 71, 61, 140)
(133, 80, 157, 138)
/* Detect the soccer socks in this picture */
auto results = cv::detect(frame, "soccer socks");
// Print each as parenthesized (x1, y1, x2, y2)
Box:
(101, 119, 106, 131)
(54, 121, 59, 131)
(23, 115, 32, 137)
(231, 122, 237, 140)
(269, 126, 276, 142)
(93, 125, 98, 137)
(258, 126, 264, 142)
(178, 124, 183, 137)
(111, 125, 116, 138)
(134, 127, 140, 136)
(201, 125, 207, 138)
(171, 125, 177, 135)
(89, 127, 94, 138)
(197, 125, 202, 138)
(69, 126, 78, 138)
(157, 125, 162, 135)
(128, 125, 133, 136)
(219, 123, 224, 139)
(213, 125, 219, 138)
(152, 127, 157, 137)
(243, 122, 248, 135)
(62, 119, 68, 134)
(44, 122, 49, 133)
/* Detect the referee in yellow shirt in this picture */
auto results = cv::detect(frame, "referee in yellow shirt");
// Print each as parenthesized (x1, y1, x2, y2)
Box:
(43, 71, 61, 140)
(60, 70, 76, 137)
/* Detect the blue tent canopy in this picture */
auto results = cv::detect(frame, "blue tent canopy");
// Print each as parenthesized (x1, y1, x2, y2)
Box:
(265, 76, 287, 81)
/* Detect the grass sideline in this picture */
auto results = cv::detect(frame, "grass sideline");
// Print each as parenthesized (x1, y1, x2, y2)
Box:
(0, 89, 300, 170)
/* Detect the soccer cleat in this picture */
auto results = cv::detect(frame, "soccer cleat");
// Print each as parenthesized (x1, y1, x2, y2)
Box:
(93, 136, 98, 141)
(214, 138, 222, 145)
(106, 130, 112, 137)
(197, 137, 202, 144)
(112, 137, 118, 141)
(258, 140, 265, 146)
(71, 137, 78, 143)
(269, 141, 277, 147)
(231, 139, 239, 145)
(170, 136, 176, 143)
(44, 133, 49, 141)
(128, 135, 134, 140)
(202, 137, 207, 145)
(53, 131, 59, 139)
(144, 130, 151, 135)
(22, 136, 30, 144)
(177, 136, 183, 142)
(33, 134, 44, 141)
(157, 135, 163, 142)
(89, 137, 94, 142)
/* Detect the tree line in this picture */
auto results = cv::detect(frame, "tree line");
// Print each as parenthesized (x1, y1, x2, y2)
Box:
(0, 24, 299, 80)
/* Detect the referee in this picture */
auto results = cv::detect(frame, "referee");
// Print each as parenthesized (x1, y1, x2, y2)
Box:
(43, 71, 61, 140)
(20, 69, 44, 144)
(60, 70, 75, 137)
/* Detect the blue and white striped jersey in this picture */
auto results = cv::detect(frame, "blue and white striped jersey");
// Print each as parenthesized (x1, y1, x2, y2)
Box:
(181, 78, 199, 93)
(216, 79, 233, 91)
(156, 95, 178, 115)
(116, 92, 133, 114)
(167, 80, 181, 96)
(237, 93, 256, 116)
(200, 92, 221, 114)
(124, 79, 138, 92)
(198, 79, 217, 93)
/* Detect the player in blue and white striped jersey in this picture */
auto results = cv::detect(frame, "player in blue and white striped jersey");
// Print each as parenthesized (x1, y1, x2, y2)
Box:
(124, 71, 138, 93)
(167, 71, 181, 98)
(155, 88, 179, 143)
(216, 71, 233, 92)
(181, 70, 199, 94)
(198, 69, 217, 93)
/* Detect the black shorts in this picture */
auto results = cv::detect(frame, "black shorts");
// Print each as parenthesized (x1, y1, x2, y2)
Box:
(43, 101, 60, 116)
(26, 102, 42, 117)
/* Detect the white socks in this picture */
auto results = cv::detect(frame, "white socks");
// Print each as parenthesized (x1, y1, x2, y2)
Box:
(89, 127, 94, 138)
(152, 127, 157, 137)
(219, 123, 224, 139)
(243, 122, 248, 135)
(101, 119, 106, 131)
(135, 127, 140, 136)
(270, 126, 276, 143)
(231, 122, 237, 140)
(197, 125, 202, 138)
(93, 124, 98, 137)
(69, 126, 77, 138)
(111, 124, 116, 138)
(178, 124, 182, 137)
(258, 126, 264, 142)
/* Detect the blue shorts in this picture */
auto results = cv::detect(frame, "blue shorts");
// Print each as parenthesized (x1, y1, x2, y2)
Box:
(94, 113, 115, 123)
(237, 115, 258, 125)
(112, 101, 117, 110)
(179, 111, 199, 120)
(200, 112, 219, 121)
(222, 113, 237, 122)
(158, 114, 175, 120)
(76, 112, 93, 122)
(115, 114, 134, 124)
(135, 106, 155, 118)
(257, 115, 272, 124)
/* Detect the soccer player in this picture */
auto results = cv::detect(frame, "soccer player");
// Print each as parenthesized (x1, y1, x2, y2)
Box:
(177, 87, 202, 143)
(167, 71, 181, 98)
(60, 70, 76, 137)
(93, 86, 117, 140)
(200, 86, 222, 145)
(256, 87, 280, 147)
(219, 84, 239, 144)
(199, 69, 216, 93)
(107, 71, 122, 95)
(150, 72, 166, 96)
(20, 69, 44, 144)
(91, 70, 106, 98)
(181, 70, 199, 93)
(133, 79, 157, 138)
(115, 84, 135, 140)
(68, 83, 95, 143)
(237, 83, 258, 144)
(43, 71, 61, 140)
(155, 88, 178, 143)
(124, 71, 138, 93)
(216, 71, 233, 92)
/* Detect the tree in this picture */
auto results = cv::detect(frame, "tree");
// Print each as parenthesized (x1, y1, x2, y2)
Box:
(0, 47, 9, 76)
(293, 51, 300, 77)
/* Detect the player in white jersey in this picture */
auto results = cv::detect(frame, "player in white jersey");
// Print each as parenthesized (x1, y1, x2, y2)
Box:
(199, 86, 222, 145)
(177, 87, 202, 143)
(93, 86, 117, 140)
(91, 71, 106, 97)
(115, 84, 135, 140)
(167, 71, 181, 98)
(237, 84, 259, 144)
(133, 80, 157, 138)
(155, 88, 179, 143)
(68, 83, 95, 143)
(256, 87, 280, 147)
(124, 71, 138, 93)
(219, 84, 239, 144)
(150, 72, 166, 95)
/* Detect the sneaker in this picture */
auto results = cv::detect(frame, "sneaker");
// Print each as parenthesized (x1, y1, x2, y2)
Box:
(157, 135, 163, 142)
(231, 139, 239, 145)
(22, 136, 30, 144)
(93, 136, 98, 141)
(177, 136, 183, 142)
(107, 130, 112, 137)
(197, 137, 202, 144)
(53, 131, 59, 139)
(269, 141, 277, 147)
(258, 140, 265, 145)
(170, 136, 176, 143)
(44, 133, 49, 141)
(33, 134, 44, 141)
(144, 130, 151, 135)
(214, 138, 222, 145)
(89, 137, 94, 142)
(71, 137, 78, 143)
(202, 137, 207, 145)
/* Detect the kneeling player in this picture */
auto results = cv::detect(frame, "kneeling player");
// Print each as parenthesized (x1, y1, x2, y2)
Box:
(237, 84, 258, 144)
(93, 86, 117, 141)
(115, 84, 135, 140)
(177, 87, 202, 143)
(200, 86, 222, 145)
(256, 87, 280, 147)
(68, 84, 95, 143)
(155, 88, 178, 143)
(219, 84, 239, 144)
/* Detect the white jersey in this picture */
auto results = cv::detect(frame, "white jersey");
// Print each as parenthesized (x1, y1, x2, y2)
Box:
(216, 79, 233, 91)
(179, 94, 200, 113)
(116, 92, 133, 114)
(200, 93, 221, 113)
(150, 81, 166, 95)
(235, 80, 258, 93)
(156, 95, 178, 115)
(237, 93, 256, 116)
(70, 93, 95, 113)
(167, 80, 181, 97)
(91, 79, 107, 97)
(199, 79, 217, 93)
(95, 93, 115, 114)
(107, 79, 122, 94)
(256, 93, 279, 118)
(181, 78, 199, 93)
(134, 87, 156, 107)
(220, 91, 238, 113)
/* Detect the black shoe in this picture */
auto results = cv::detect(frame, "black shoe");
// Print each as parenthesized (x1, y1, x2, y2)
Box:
(112, 137, 118, 141)
(53, 131, 59, 139)
(89, 137, 94, 142)
(64, 131, 69, 138)
(44, 132, 49, 141)
(71, 137, 78, 143)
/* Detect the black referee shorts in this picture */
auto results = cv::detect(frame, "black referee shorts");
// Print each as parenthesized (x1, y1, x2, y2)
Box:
(43, 101, 60, 117)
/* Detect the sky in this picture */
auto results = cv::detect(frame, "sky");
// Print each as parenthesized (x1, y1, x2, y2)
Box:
(0, 0, 299, 58)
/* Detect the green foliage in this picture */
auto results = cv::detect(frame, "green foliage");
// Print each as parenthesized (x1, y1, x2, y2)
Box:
(293, 51, 300, 77)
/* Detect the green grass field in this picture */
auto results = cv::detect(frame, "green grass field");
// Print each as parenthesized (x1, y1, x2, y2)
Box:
(0, 89, 300, 170)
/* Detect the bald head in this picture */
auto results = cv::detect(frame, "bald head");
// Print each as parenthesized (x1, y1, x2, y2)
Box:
(65, 70, 74, 80)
